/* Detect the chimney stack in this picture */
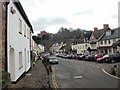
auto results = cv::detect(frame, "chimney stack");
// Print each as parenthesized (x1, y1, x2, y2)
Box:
(94, 27, 98, 31)
(103, 24, 109, 30)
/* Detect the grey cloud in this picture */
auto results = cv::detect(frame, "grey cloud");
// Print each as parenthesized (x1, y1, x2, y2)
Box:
(73, 9, 94, 16)
(32, 17, 70, 31)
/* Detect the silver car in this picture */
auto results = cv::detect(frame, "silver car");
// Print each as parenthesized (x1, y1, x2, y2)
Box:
(48, 56, 59, 64)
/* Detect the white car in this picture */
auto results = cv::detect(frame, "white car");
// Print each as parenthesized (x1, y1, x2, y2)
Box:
(48, 56, 59, 64)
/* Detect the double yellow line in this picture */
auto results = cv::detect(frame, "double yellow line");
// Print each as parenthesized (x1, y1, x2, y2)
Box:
(52, 67, 59, 90)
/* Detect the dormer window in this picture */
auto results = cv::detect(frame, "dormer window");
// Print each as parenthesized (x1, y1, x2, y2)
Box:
(106, 31, 111, 36)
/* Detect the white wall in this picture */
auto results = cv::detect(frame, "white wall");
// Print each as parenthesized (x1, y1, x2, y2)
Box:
(75, 43, 88, 54)
(7, 1, 31, 82)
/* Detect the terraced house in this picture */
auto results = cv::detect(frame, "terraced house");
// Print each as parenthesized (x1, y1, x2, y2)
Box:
(88, 24, 111, 54)
(98, 27, 120, 54)
(7, 1, 34, 82)
(0, 0, 34, 83)
(72, 24, 120, 54)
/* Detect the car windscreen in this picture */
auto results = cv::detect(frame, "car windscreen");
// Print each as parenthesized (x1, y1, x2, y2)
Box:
(49, 57, 56, 60)
(103, 55, 109, 58)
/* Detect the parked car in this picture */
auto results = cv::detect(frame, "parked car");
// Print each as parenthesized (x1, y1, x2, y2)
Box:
(86, 54, 95, 61)
(106, 53, 120, 63)
(78, 54, 89, 60)
(67, 54, 73, 59)
(97, 54, 114, 63)
(63, 54, 69, 59)
(72, 54, 78, 59)
(48, 56, 59, 64)
(76, 54, 83, 60)
(94, 53, 106, 61)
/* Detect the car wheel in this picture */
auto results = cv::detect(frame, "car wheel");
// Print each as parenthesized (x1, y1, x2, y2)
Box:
(111, 60, 115, 63)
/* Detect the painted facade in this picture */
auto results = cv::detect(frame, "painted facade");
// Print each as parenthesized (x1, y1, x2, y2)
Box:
(71, 25, 120, 54)
(98, 28, 120, 54)
(7, 1, 33, 82)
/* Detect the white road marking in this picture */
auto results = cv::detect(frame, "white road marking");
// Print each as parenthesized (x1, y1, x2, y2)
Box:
(73, 76, 83, 79)
(52, 67, 59, 90)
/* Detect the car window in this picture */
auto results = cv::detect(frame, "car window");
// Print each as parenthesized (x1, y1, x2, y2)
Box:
(103, 55, 109, 58)
(49, 57, 56, 60)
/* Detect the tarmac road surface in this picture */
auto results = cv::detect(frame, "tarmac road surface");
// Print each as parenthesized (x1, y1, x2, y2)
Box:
(52, 58, 119, 88)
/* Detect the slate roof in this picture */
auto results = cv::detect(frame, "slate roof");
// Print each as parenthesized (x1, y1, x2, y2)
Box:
(93, 29, 105, 39)
(89, 27, 111, 40)
(101, 27, 120, 40)
(73, 39, 86, 45)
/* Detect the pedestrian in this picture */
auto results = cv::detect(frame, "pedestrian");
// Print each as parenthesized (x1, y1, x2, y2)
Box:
(111, 65, 117, 76)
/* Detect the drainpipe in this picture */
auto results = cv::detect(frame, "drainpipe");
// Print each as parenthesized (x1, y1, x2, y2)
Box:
(5, 1, 9, 72)
(6, 1, 10, 73)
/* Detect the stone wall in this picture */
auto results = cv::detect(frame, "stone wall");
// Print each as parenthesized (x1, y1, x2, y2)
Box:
(0, 2, 7, 70)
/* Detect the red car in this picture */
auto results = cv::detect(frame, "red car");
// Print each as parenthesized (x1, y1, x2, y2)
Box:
(94, 54, 106, 61)
(72, 54, 77, 59)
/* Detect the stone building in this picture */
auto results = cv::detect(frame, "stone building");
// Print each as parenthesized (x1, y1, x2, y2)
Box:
(0, 2, 7, 71)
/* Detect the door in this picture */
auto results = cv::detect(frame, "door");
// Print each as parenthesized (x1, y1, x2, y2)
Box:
(10, 48, 15, 81)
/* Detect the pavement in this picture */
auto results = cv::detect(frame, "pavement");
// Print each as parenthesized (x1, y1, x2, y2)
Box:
(102, 63, 120, 78)
(11, 60, 52, 89)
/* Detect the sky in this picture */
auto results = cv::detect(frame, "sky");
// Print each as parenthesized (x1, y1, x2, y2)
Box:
(20, 0, 119, 35)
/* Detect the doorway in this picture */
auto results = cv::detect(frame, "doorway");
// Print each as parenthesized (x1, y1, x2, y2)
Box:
(10, 48, 15, 81)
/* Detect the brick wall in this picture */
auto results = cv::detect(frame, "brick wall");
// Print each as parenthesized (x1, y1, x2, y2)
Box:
(0, 2, 7, 70)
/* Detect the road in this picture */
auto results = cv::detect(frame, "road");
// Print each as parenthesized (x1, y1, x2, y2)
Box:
(52, 58, 119, 88)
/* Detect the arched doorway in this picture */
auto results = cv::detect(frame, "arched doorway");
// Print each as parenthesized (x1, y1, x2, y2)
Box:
(10, 48, 15, 81)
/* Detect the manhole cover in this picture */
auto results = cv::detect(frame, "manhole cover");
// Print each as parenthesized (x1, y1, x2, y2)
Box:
(73, 76, 83, 79)
(26, 73, 32, 76)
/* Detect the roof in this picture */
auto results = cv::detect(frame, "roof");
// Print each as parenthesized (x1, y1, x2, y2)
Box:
(73, 39, 85, 45)
(101, 27, 120, 40)
(14, 2, 34, 33)
(93, 29, 105, 39)
(90, 27, 111, 40)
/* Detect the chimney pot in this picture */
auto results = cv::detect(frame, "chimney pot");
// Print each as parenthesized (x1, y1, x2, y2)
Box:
(94, 27, 98, 31)
(103, 24, 109, 30)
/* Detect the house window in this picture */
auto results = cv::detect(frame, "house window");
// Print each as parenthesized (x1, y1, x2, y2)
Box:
(101, 41, 103, 44)
(24, 48, 26, 63)
(27, 51, 29, 62)
(19, 52, 23, 69)
(108, 40, 111, 44)
(24, 25, 26, 37)
(106, 31, 111, 36)
(27, 29, 30, 39)
(19, 19, 22, 34)
(113, 39, 116, 43)
(83, 46, 84, 49)
(104, 40, 107, 44)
